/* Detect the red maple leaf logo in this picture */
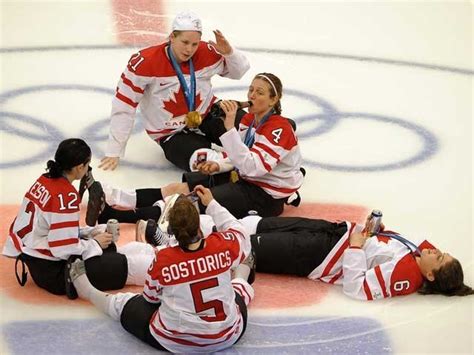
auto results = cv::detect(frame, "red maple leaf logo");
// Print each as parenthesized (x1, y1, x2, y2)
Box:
(163, 88, 203, 118)
(376, 235, 391, 244)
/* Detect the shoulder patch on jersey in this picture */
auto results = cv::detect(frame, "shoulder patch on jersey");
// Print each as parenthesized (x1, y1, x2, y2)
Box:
(192, 42, 223, 70)
(127, 44, 176, 77)
(390, 254, 424, 296)
(419, 240, 436, 251)
(259, 115, 298, 149)
(28, 175, 79, 212)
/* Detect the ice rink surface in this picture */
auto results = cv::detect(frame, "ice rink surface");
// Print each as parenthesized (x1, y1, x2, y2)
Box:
(0, 1, 472, 354)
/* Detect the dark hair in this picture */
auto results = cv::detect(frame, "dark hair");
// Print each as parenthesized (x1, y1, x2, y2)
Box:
(254, 72, 283, 115)
(46, 138, 91, 178)
(418, 258, 474, 296)
(168, 197, 200, 249)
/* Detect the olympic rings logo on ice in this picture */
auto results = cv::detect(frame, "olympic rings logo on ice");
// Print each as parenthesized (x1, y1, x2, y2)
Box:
(0, 84, 438, 172)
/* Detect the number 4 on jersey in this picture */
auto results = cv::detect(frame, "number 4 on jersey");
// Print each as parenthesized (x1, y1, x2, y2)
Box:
(271, 128, 283, 143)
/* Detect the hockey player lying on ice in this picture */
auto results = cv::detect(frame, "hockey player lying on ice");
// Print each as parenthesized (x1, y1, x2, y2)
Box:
(96, 190, 473, 301)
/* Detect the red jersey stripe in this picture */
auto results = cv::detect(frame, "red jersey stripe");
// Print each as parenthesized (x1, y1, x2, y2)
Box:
(374, 265, 389, 298)
(226, 228, 244, 238)
(250, 148, 272, 172)
(319, 240, 350, 279)
(156, 311, 238, 339)
(35, 248, 54, 257)
(150, 321, 235, 347)
(50, 221, 79, 230)
(319, 223, 355, 279)
(121, 73, 145, 94)
(363, 280, 373, 300)
(48, 238, 78, 247)
(116, 91, 138, 108)
(253, 141, 281, 162)
(232, 282, 251, 302)
(145, 279, 161, 292)
(143, 290, 160, 302)
(328, 270, 343, 284)
(145, 128, 175, 135)
(9, 220, 22, 252)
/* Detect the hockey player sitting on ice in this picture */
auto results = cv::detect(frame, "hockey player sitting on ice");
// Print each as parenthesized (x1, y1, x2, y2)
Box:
(99, 10, 250, 172)
(2, 139, 164, 299)
(68, 185, 255, 353)
(92, 72, 304, 223)
(132, 209, 473, 301)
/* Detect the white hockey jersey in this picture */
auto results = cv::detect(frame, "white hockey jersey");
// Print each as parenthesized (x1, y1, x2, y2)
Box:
(219, 113, 304, 199)
(143, 200, 253, 353)
(106, 41, 250, 157)
(308, 222, 435, 300)
(2, 175, 102, 261)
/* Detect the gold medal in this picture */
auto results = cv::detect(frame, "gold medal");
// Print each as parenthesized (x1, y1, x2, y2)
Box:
(185, 111, 202, 128)
(230, 170, 239, 183)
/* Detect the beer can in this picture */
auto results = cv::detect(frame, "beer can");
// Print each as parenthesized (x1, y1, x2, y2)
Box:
(107, 219, 120, 242)
(368, 210, 383, 236)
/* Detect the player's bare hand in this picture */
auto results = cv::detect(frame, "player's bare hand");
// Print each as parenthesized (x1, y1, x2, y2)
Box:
(99, 156, 119, 171)
(194, 185, 214, 206)
(349, 232, 369, 248)
(90, 224, 106, 238)
(93, 232, 113, 249)
(209, 30, 232, 55)
(195, 161, 220, 175)
(221, 100, 238, 130)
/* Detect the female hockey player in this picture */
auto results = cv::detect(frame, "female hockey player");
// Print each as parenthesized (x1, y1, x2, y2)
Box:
(92, 72, 304, 223)
(132, 207, 473, 301)
(68, 186, 255, 353)
(244, 214, 474, 300)
(2, 139, 154, 298)
(99, 10, 250, 171)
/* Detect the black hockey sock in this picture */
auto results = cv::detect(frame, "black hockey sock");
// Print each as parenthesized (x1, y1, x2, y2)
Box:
(98, 204, 162, 224)
(136, 188, 163, 208)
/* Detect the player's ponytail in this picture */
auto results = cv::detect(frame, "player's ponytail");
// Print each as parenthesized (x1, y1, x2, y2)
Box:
(46, 160, 62, 178)
(46, 138, 91, 178)
(418, 259, 474, 296)
(168, 197, 201, 249)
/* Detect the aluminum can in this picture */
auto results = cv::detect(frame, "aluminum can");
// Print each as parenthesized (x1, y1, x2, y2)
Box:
(107, 219, 120, 242)
(368, 210, 383, 236)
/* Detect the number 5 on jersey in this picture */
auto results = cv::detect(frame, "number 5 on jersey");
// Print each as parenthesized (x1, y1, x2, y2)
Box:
(190, 278, 226, 322)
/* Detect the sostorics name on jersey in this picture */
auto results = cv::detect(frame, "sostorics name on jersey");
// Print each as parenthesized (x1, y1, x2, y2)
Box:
(162, 251, 232, 283)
